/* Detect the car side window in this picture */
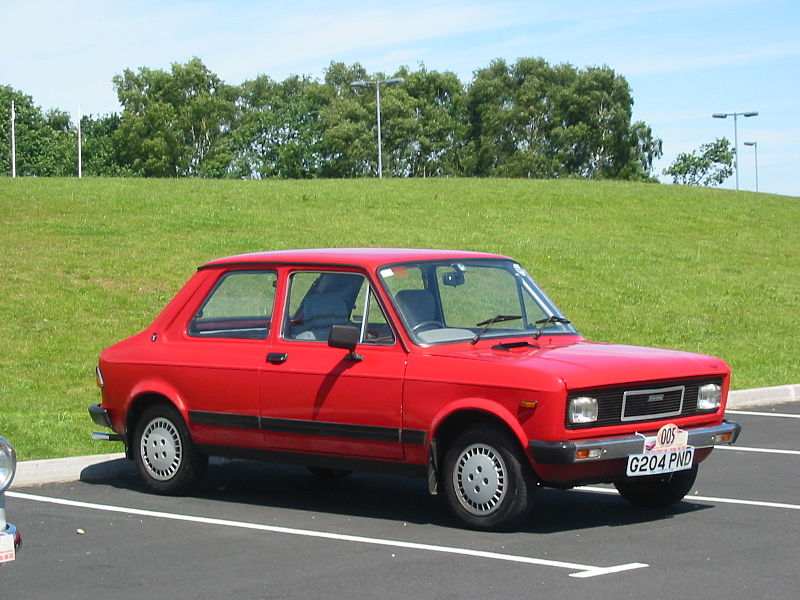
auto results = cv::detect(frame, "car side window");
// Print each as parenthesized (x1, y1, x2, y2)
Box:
(284, 271, 394, 345)
(188, 270, 277, 339)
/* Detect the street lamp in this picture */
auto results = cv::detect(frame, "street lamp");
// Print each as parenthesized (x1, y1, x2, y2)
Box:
(712, 111, 758, 190)
(350, 77, 405, 178)
(744, 141, 758, 192)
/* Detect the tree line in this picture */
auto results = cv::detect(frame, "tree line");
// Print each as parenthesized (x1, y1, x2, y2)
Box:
(2, 57, 665, 180)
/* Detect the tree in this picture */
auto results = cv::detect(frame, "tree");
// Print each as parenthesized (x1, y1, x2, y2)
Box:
(1, 86, 76, 176)
(385, 65, 468, 177)
(80, 113, 131, 176)
(5, 55, 667, 181)
(663, 138, 734, 186)
(113, 58, 237, 177)
(466, 58, 662, 179)
(229, 74, 326, 179)
(316, 62, 376, 178)
(554, 66, 662, 180)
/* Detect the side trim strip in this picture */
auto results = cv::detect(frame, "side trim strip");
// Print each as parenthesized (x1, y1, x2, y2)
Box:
(188, 410, 427, 446)
(196, 444, 428, 478)
(190, 411, 260, 430)
(401, 429, 427, 445)
(261, 417, 399, 442)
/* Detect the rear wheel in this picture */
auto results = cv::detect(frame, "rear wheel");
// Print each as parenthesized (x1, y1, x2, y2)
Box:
(614, 465, 698, 508)
(133, 404, 207, 495)
(442, 424, 536, 531)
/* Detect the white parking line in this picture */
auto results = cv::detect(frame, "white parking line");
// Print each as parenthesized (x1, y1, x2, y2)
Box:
(7, 491, 647, 579)
(714, 445, 800, 456)
(578, 486, 800, 511)
(727, 410, 800, 419)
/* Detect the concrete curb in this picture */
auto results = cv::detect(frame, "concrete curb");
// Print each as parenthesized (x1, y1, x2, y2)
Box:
(11, 454, 239, 489)
(10, 384, 798, 489)
(12, 453, 133, 488)
(727, 384, 800, 409)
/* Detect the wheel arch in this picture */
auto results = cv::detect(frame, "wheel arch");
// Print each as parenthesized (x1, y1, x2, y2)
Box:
(429, 401, 533, 475)
(124, 386, 188, 458)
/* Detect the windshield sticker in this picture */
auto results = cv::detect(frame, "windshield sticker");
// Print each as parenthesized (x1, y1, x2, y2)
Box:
(379, 268, 394, 278)
(392, 266, 410, 277)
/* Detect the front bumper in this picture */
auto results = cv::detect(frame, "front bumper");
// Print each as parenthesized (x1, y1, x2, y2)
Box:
(530, 420, 742, 465)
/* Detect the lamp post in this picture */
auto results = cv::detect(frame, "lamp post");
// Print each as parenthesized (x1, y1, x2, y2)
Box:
(77, 105, 82, 179)
(10, 100, 16, 178)
(744, 141, 758, 192)
(350, 77, 405, 178)
(712, 111, 758, 190)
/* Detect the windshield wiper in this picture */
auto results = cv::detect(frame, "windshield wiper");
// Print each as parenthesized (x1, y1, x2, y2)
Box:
(533, 315, 571, 339)
(471, 315, 522, 344)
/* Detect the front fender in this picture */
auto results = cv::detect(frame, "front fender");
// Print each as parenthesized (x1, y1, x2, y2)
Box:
(429, 398, 529, 451)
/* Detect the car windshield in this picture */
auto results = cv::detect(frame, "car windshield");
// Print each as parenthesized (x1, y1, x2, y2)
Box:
(378, 259, 577, 345)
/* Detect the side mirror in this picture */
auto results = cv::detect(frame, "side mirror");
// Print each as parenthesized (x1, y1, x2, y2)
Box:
(328, 324, 363, 361)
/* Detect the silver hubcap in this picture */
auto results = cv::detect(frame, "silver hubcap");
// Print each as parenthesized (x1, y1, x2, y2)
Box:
(140, 417, 182, 481)
(452, 443, 507, 516)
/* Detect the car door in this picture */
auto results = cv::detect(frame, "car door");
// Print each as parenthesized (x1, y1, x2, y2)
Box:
(259, 270, 406, 460)
(167, 268, 277, 451)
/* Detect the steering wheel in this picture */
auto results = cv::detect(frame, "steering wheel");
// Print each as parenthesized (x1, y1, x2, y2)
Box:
(411, 320, 443, 333)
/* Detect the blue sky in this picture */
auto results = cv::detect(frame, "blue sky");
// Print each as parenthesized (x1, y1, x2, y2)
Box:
(1, 0, 797, 195)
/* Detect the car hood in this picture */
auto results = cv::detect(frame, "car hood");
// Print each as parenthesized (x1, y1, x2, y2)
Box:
(420, 338, 728, 391)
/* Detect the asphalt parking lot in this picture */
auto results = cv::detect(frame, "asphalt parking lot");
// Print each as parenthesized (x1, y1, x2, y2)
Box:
(5, 402, 799, 599)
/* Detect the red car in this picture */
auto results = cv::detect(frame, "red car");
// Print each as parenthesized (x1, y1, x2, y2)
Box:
(90, 248, 740, 530)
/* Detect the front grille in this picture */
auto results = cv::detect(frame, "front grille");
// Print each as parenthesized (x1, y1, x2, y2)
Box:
(566, 378, 722, 429)
(622, 385, 685, 421)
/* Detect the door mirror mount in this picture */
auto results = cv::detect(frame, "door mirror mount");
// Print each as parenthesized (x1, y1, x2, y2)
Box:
(328, 324, 363, 361)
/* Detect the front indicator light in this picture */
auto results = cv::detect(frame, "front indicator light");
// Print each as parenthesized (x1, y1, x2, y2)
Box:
(575, 448, 603, 460)
(697, 383, 722, 411)
(712, 432, 733, 443)
(519, 400, 538, 409)
(569, 396, 598, 424)
(95, 365, 105, 389)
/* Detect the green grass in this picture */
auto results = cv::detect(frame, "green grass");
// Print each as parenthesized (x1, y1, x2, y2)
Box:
(1, 177, 798, 461)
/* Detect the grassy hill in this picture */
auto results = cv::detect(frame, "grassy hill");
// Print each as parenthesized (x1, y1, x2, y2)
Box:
(1, 177, 798, 460)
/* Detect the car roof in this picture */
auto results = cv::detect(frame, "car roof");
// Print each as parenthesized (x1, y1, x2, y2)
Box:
(200, 248, 511, 270)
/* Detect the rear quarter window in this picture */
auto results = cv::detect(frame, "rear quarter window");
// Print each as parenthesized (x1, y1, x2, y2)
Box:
(188, 270, 277, 339)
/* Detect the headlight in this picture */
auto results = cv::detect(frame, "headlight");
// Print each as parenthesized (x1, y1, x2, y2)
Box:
(569, 396, 598, 424)
(697, 383, 722, 411)
(0, 437, 17, 492)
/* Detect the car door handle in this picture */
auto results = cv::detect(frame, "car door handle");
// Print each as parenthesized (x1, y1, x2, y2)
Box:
(267, 352, 288, 364)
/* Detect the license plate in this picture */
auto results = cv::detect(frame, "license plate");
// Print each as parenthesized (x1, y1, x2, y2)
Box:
(0, 533, 15, 564)
(626, 446, 695, 477)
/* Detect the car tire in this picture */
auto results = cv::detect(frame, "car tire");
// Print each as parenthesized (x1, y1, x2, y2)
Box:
(614, 464, 698, 508)
(442, 424, 537, 531)
(133, 404, 208, 495)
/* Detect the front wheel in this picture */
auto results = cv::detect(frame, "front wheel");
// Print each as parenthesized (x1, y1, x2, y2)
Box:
(133, 404, 208, 495)
(614, 465, 698, 508)
(442, 425, 537, 531)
